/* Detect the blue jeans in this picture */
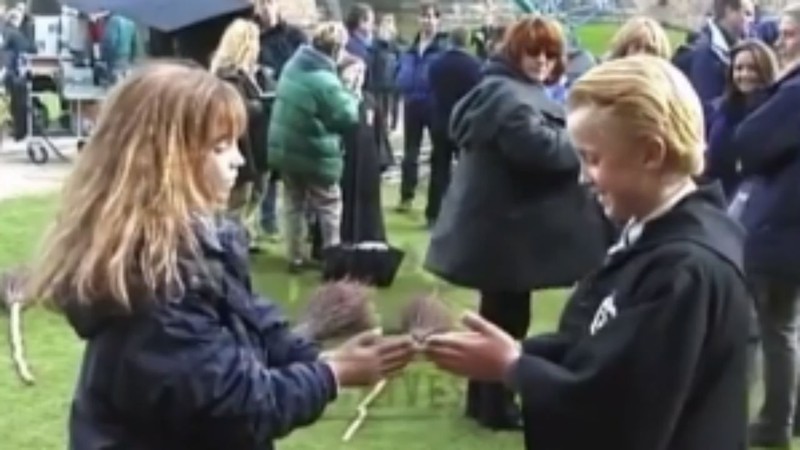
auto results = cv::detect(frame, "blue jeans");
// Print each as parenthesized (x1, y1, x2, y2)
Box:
(260, 172, 279, 234)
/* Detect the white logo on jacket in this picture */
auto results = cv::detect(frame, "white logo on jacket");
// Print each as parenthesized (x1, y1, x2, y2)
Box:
(590, 294, 617, 335)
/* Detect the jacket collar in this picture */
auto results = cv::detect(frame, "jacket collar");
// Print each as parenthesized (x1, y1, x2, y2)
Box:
(705, 19, 734, 64)
(605, 182, 745, 273)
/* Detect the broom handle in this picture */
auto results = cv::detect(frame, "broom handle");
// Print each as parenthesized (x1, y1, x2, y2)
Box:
(342, 378, 388, 442)
(10, 302, 34, 385)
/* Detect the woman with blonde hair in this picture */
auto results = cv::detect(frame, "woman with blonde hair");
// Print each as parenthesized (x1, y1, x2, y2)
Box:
(210, 18, 269, 251)
(607, 16, 672, 60)
(28, 61, 413, 450)
(425, 55, 751, 449)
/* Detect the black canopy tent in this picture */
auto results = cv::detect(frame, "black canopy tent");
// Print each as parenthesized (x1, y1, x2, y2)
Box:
(59, 0, 256, 66)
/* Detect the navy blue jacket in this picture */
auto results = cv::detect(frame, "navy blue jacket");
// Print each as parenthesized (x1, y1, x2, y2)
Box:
(733, 64, 800, 281)
(395, 32, 448, 102)
(689, 22, 734, 121)
(369, 37, 401, 92)
(345, 31, 371, 63)
(65, 218, 337, 450)
(428, 48, 482, 131)
(260, 21, 307, 79)
(705, 96, 750, 199)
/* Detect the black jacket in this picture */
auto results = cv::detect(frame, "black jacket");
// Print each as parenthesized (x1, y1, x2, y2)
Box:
(424, 57, 608, 292)
(510, 184, 751, 450)
(64, 218, 337, 450)
(428, 48, 482, 132)
(217, 67, 268, 181)
(259, 21, 307, 79)
(340, 94, 392, 243)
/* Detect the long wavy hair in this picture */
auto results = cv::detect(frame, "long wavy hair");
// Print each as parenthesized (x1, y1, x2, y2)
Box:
(209, 18, 260, 75)
(28, 61, 246, 312)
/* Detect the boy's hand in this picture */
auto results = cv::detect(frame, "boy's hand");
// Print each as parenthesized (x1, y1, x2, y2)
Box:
(326, 330, 415, 387)
(422, 312, 521, 382)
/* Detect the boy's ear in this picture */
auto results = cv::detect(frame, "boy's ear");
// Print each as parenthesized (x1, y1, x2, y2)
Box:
(640, 135, 667, 171)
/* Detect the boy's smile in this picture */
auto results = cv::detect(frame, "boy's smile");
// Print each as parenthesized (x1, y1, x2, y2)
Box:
(567, 106, 672, 224)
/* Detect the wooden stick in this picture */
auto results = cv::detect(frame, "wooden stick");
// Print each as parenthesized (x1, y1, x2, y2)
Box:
(342, 378, 388, 442)
(9, 302, 34, 385)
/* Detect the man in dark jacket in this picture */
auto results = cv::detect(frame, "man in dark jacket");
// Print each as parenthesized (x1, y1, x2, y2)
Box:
(426, 27, 481, 227)
(253, 0, 307, 238)
(344, 3, 374, 70)
(395, 3, 448, 213)
(688, 0, 754, 119)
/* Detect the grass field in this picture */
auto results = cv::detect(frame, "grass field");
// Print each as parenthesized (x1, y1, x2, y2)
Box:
(3, 22, 779, 450)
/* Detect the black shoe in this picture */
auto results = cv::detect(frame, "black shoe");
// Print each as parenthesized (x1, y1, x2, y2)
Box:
(288, 260, 305, 274)
(395, 200, 412, 213)
(477, 406, 523, 432)
(749, 422, 791, 449)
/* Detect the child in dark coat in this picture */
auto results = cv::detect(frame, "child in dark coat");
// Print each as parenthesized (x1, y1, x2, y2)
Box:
(424, 55, 751, 450)
(28, 63, 414, 450)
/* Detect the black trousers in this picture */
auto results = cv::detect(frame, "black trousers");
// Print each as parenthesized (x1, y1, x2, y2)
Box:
(425, 125, 459, 224)
(466, 291, 531, 428)
(400, 98, 432, 203)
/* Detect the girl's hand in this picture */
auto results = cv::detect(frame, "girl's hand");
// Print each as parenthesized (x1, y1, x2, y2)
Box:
(326, 330, 415, 387)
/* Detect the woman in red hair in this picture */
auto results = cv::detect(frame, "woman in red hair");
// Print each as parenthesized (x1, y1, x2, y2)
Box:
(424, 16, 608, 431)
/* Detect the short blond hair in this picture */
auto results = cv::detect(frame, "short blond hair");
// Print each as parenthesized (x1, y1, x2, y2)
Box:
(567, 54, 704, 176)
(311, 21, 348, 57)
(608, 16, 672, 60)
(210, 19, 260, 74)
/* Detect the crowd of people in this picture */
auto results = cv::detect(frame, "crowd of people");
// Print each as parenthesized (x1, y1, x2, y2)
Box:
(16, 0, 800, 448)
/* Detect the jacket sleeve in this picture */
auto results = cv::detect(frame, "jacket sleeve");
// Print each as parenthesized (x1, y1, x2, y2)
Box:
(145, 300, 338, 445)
(689, 47, 723, 107)
(521, 332, 573, 363)
(733, 84, 800, 175)
(705, 110, 731, 181)
(250, 297, 320, 363)
(318, 75, 360, 133)
(506, 264, 710, 447)
(495, 103, 580, 172)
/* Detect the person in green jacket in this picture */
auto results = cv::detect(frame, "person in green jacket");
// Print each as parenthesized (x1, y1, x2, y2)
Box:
(268, 21, 361, 272)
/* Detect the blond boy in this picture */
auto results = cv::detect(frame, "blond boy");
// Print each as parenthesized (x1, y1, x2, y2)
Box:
(424, 55, 752, 450)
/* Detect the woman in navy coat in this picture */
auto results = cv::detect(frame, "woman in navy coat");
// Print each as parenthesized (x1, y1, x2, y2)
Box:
(704, 39, 778, 200)
(733, 5, 800, 447)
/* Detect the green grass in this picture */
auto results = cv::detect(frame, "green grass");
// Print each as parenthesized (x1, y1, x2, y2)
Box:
(0, 190, 568, 449)
(574, 22, 687, 55)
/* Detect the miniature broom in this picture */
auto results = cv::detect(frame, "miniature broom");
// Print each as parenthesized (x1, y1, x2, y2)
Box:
(293, 280, 378, 343)
(342, 293, 456, 441)
(399, 292, 456, 345)
(0, 266, 35, 385)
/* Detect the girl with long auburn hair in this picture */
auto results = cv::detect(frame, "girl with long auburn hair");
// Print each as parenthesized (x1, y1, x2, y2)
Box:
(28, 62, 413, 450)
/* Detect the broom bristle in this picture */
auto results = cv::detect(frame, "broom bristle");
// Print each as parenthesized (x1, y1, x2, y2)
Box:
(294, 280, 377, 342)
(399, 293, 454, 342)
(0, 265, 31, 309)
